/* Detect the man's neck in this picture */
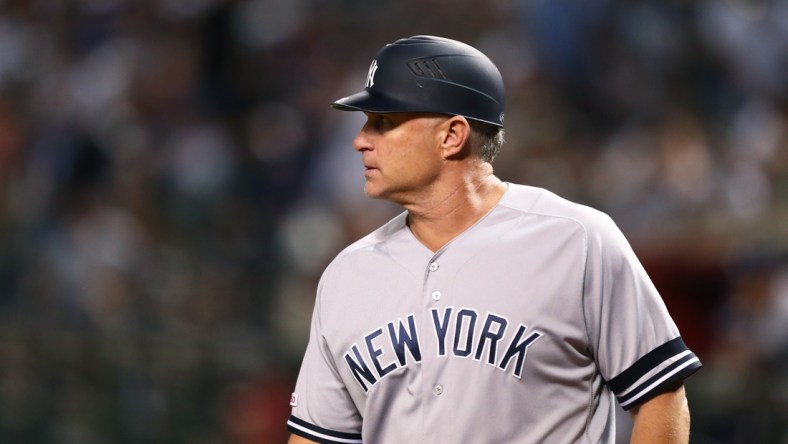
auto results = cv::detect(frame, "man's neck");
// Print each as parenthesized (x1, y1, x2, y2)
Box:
(404, 171, 507, 252)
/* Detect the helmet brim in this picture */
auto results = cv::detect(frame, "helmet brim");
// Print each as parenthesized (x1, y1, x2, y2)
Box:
(330, 88, 503, 127)
(330, 90, 417, 114)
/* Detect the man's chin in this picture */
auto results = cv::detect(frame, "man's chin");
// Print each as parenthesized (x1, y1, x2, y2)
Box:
(363, 187, 385, 200)
(363, 183, 393, 201)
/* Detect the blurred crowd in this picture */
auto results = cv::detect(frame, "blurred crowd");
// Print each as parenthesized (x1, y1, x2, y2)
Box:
(0, 0, 786, 443)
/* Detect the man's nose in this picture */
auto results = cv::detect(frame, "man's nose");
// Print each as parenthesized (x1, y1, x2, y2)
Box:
(353, 126, 372, 152)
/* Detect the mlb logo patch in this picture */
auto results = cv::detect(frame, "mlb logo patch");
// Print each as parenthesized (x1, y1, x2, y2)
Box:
(290, 393, 298, 407)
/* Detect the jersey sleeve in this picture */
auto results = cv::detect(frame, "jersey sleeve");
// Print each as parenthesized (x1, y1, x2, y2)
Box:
(582, 213, 701, 411)
(287, 269, 363, 443)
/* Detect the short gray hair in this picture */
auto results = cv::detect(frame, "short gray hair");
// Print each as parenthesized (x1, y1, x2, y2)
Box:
(468, 119, 505, 163)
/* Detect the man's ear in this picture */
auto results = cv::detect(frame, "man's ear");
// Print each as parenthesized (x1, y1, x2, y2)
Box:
(438, 116, 471, 159)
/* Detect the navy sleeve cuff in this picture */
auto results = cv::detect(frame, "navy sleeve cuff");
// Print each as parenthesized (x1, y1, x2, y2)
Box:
(287, 415, 363, 444)
(607, 337, 702, 410)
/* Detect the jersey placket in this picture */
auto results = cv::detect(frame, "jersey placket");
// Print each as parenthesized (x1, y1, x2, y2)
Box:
(421, 249, 447, 443)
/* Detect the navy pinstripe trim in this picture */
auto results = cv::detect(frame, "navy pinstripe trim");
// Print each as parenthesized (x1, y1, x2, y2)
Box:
(617, 352, 701, 410)
(287, 415, 362, 444)
(608, 337, 687, 393)
(607, 337, 702, 410)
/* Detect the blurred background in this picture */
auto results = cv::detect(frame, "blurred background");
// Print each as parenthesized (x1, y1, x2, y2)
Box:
(0, 0, 786, 443)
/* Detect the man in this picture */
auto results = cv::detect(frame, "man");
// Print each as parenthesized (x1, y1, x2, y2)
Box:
(287, 35, 701, 443)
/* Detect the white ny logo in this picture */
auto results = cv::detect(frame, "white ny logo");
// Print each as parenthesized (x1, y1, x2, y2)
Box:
(365, 59, 379, 88)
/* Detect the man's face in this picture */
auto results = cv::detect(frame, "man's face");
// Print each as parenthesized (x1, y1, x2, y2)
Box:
(353, 112, 447, 203)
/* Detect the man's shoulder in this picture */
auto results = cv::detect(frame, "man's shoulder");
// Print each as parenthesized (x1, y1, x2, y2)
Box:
(500, 183, 617, 234)
(331, 210, 409, 263)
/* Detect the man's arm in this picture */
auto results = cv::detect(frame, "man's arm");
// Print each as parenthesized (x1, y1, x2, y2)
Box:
(288, 434, 318, 444)
(629, 382, 691, 444)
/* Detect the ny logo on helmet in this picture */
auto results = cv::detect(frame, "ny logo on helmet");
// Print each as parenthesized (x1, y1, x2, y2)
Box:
(365, 59, 379, 88)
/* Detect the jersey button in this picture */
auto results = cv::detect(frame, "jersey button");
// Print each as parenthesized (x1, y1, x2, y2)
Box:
(431, 291, 442, 301)
(433, 384, 444, 396)
(429, 262, 439, 272)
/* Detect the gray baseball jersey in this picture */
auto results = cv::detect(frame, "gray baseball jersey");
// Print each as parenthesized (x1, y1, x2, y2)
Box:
(287, 183, 701, 443)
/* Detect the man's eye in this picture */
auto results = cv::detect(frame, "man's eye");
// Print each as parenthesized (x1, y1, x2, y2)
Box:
(367, 115, 395, 132)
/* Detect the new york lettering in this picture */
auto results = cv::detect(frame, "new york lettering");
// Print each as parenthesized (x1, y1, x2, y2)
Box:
(344, 308, 544, 393)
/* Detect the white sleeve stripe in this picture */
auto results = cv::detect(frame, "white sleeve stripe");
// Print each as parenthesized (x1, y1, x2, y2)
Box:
(618, 357, 700, 408)
(617, 350, 694, 398)
(287, 419, 363, 444)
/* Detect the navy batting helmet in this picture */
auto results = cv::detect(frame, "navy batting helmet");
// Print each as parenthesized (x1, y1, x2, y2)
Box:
(331, 35, 505, 127)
